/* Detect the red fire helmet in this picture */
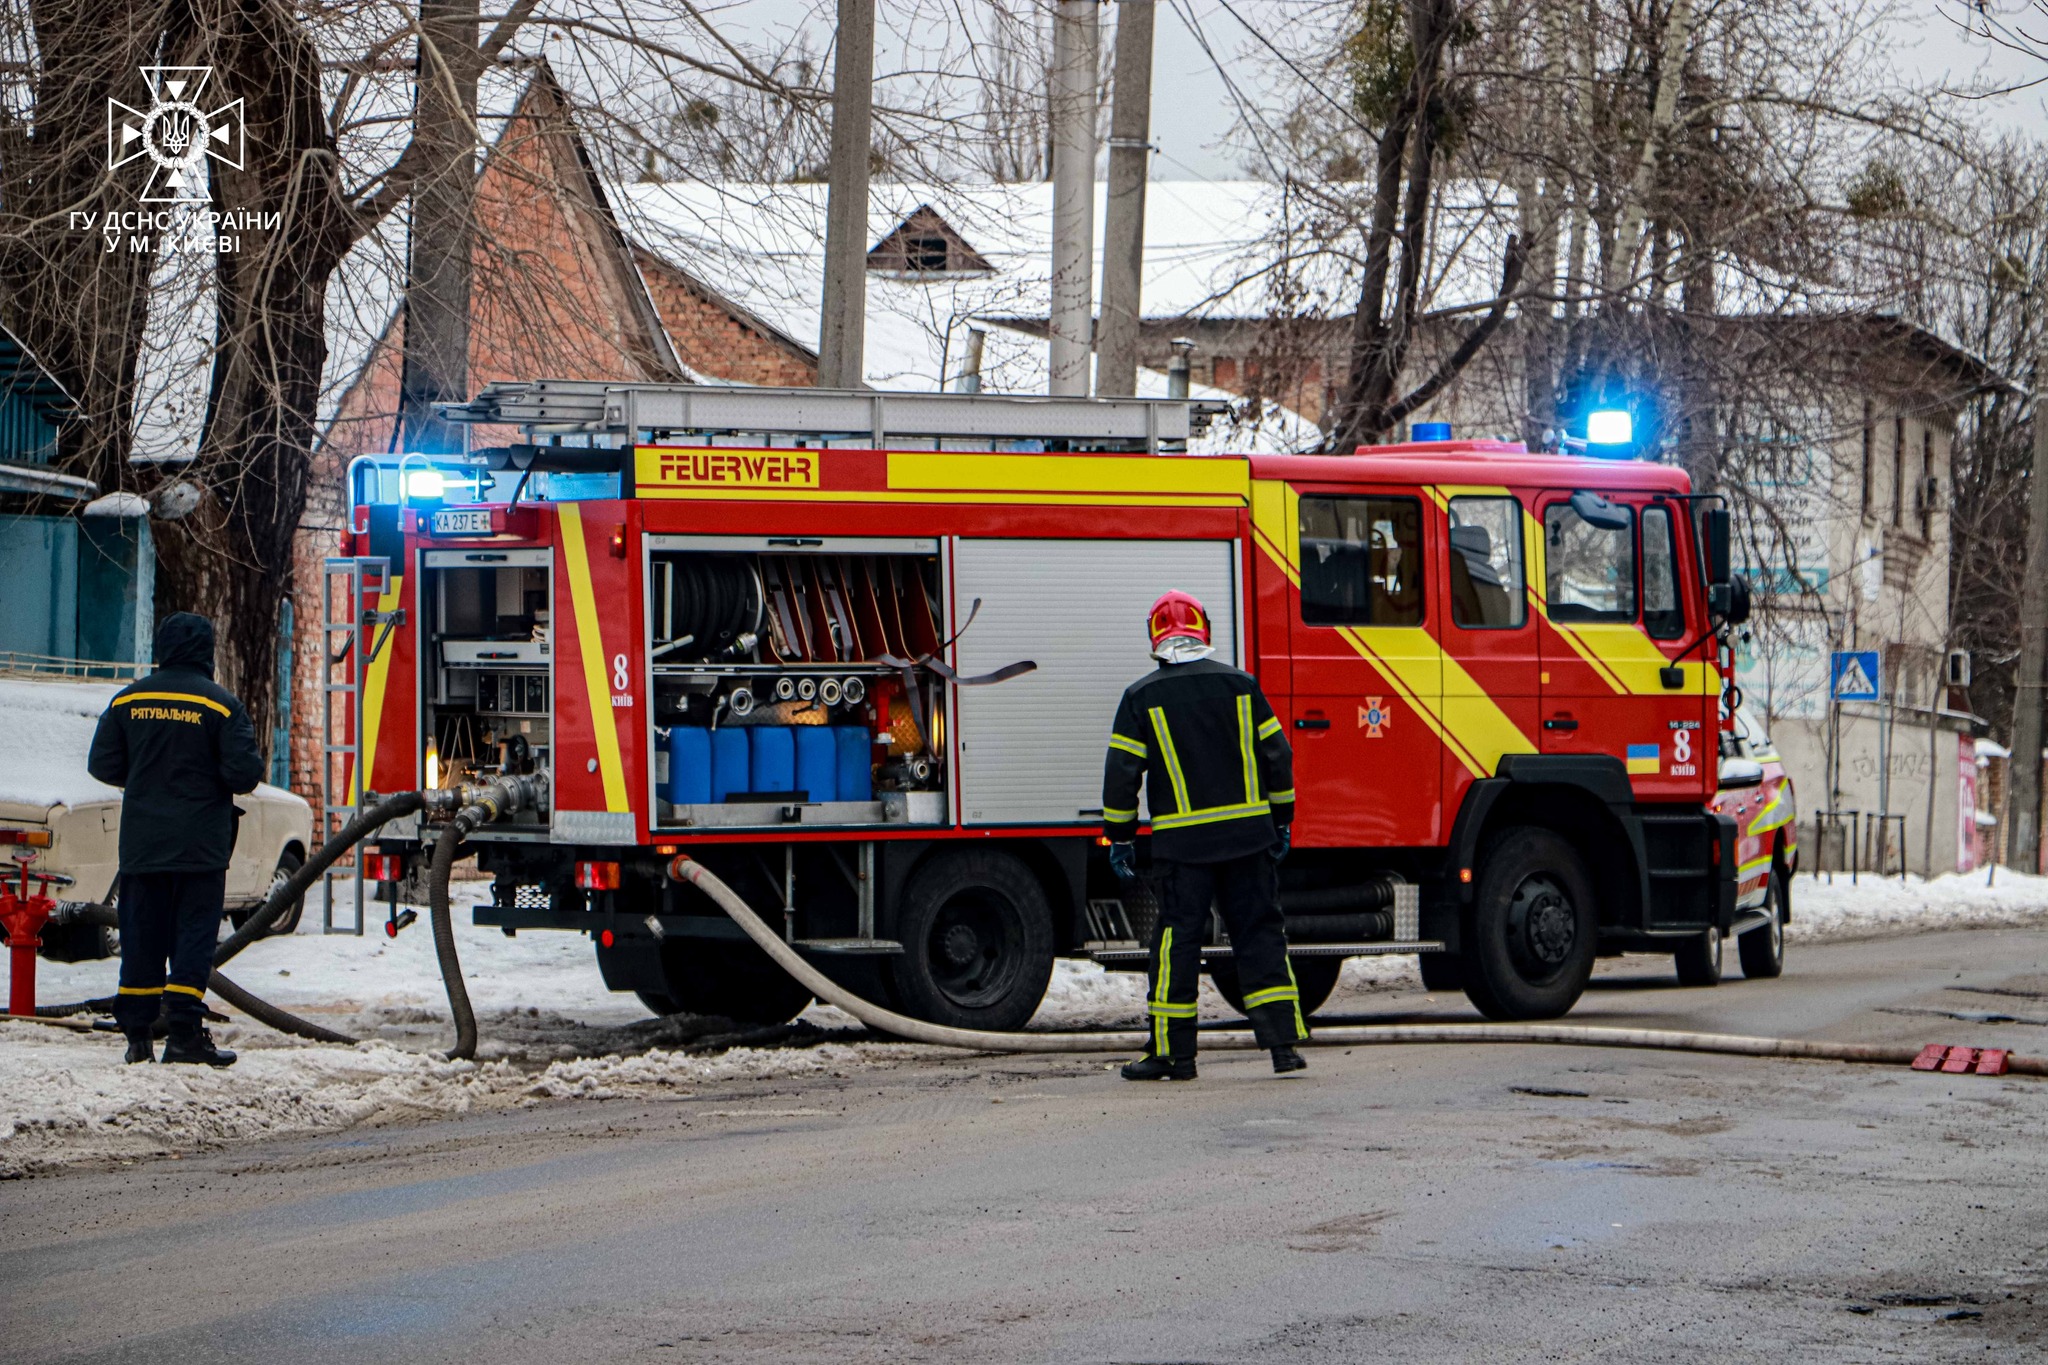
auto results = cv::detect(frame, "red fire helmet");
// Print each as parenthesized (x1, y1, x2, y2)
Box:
(1148, 590, 1211, 649)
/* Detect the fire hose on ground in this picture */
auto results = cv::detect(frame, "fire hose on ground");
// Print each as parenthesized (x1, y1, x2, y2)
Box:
(665, 855, 2048, 1078)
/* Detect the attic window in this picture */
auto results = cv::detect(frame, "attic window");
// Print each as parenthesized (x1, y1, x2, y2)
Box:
(905, 234, 949, 272)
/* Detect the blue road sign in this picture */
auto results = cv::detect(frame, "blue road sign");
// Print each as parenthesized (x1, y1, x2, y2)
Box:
(1831, 650, 1880, 702)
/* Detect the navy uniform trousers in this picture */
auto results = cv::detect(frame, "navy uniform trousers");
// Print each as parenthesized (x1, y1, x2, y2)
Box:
(113, 870, 225, 1033)
(1148, 852, 1307, 1058)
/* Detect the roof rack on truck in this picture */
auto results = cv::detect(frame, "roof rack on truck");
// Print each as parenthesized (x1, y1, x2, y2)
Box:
(437, 380, 1226, 454)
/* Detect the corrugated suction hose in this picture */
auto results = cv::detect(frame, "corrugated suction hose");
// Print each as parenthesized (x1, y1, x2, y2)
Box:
(668, 856, 2048, 1076)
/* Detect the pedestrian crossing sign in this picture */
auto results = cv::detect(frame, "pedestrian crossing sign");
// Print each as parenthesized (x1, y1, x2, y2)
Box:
(1830, 650, 1880, 702)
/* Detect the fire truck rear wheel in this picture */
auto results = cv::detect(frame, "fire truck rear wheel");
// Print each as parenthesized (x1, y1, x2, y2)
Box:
(1673, 922, 1724, 986)
(1210, 957, 1340, 1019)
(1736, 866, 1787, 979)
(888, 850, 1054, 1031)
(635, 941, 815, 1026)
(1464, 827, 1597, 1021)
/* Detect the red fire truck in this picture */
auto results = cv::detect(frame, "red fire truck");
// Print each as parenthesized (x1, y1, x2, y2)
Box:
(333, 382, 1772, 1029)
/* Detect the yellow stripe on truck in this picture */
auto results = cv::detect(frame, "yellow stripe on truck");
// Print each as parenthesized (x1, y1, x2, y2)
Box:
(558, 506, 630, 813)
(358, 574, 404, 802)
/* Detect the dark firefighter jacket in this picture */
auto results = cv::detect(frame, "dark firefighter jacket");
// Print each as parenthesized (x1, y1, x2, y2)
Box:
(1101, 657, 1296, 863)
(88, 614, 266, 874)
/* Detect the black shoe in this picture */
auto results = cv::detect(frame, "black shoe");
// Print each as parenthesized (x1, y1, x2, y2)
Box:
(123, 1033, 155, 1065)
(162, 1028, 237, 1068)
(1121, 1054, 1196, 1081)
(1271, 1046, 1307, 1074)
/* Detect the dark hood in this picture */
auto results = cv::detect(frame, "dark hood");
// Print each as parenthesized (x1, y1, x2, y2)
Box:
(154, 612, 216, 676)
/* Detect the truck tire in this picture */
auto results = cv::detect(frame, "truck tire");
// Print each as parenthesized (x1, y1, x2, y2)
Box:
(887, 849, 1054, 1031)
(631, 941, 814, 1025)
(1737, 867, 1787, 979)
(1210, 957, 1340, 1019)
(1672, 924, 1723, 986)
(1463, 827, 1597, 1021)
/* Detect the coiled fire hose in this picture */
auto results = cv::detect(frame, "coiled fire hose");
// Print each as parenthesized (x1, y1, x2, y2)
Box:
(668, 855, 2048, 1076)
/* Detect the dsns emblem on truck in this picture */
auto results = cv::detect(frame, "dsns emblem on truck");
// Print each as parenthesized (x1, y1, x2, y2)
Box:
(1359, 698, 1391, 737)
(648, 449, 819, 489)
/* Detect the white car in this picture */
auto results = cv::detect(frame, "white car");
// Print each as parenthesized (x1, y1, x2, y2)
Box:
(0, 676, 314, 960)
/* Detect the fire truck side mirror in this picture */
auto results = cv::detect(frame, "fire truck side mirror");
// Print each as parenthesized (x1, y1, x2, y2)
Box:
(1702, 507, 1732, 587)
(1709, 574, 1751, 627)
(1717, 756, 1766, 790)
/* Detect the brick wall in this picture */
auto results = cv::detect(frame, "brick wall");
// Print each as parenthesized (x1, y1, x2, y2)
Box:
(638, 251, 817, 387)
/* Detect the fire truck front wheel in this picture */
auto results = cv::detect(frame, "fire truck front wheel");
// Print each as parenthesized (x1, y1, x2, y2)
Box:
(888, 850, 1055, 1032)
(1464, 827, 1598, 1021)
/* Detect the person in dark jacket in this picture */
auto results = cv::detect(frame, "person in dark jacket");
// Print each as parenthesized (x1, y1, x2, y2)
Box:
(1102, 590, 1305, 1081)
(87, 613, 264, 1066)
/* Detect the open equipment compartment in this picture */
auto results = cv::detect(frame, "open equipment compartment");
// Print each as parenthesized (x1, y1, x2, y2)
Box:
(644, 534, 950, 830)
(419, 547, 553, 829)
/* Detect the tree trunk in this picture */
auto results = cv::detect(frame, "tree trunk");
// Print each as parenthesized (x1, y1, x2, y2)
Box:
(155, 0, 354, 751)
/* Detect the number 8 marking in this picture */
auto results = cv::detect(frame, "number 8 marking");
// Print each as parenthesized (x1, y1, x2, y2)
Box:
(612, 653, 629, 692)
(1675, 729, 1691, 765)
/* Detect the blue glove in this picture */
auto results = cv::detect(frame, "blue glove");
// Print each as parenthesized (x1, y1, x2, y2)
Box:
(1269, 824, 1291, 864)
(1109, 842, 1138, 882)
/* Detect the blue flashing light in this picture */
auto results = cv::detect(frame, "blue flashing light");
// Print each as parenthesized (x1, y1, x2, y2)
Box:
(1586, 409, 1633, 446)
(1411, 421, 1453, 442)
(404, 469, 447, 502)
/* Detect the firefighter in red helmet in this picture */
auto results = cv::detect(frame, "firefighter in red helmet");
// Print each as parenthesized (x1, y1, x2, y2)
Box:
(1102, 590, 1307, 1080)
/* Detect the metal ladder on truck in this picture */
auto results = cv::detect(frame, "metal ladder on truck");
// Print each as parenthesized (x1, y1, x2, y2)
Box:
(319, 556, 395, 934)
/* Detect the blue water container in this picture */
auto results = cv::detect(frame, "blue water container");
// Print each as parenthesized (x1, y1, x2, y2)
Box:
(709, 727, 750, 802)
(833, 726, 873, 802)
(750, 725, 795, 796)
(795, 727, 837, 804)
(665, 727, 712, 807)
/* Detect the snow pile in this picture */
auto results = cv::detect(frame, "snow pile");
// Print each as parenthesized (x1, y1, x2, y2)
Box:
(0, 678, 121, 808)
(523, 1041, 911, 1101)
(1790, 869, 2048, 941)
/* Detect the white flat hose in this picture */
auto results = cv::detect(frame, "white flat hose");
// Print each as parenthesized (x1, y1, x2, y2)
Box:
(670, 857, 2047, 1075)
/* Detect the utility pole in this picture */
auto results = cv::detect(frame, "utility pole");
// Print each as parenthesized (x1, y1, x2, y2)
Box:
(2008, 341, 2048, 873)
(1048, 0, 1100, 397)
(818, 0, 875, 390)
(1095, 0, 1153, 398)
(399, 0, 483, 455)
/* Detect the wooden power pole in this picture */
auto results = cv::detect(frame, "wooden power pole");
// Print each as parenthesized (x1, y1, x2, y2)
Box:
(1095, 0, 1154, 398)
(1049, 0, 1100, 397)
(818, 0, 875, 390)
(399, 0, 484, 454)
(2008, 341, 2048, 873)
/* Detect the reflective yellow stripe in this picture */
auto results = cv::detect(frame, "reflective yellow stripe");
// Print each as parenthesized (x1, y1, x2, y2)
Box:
(1108, 734, 1149, 758)
(1269, 788, 1296, 804)
(1243, 985, 1299, 1009)
(1287, 961, 1306, 1038)
(1151, 800, 1271, 831)
(116, 986, 164, 996)
(1146, 1002, 1199, 1018)
(119, 691, 230, 717)
(1237, 694, 1258, 804)
(1737, 854, 1772, 878)
(164, 983, 205, 998)
(1102, 805, 1139, 822)
(1149, 706, 1193, 817)
(1257, 715, 1282, 740)
(358, 573, 404, 802)
(1155, 926, 1174, 1054)
(558, 506, 630, 813)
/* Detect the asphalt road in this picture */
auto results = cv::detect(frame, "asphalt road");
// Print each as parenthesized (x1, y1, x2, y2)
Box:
(7, 925, 2048, 1363)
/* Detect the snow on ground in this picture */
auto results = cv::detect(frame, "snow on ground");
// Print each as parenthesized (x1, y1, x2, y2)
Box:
(6, 868, 2046, 1176)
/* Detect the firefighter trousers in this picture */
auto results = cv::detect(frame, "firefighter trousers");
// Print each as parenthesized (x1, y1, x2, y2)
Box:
(113, 870, 224, 1034)
(1147, 853, 1307, 1058)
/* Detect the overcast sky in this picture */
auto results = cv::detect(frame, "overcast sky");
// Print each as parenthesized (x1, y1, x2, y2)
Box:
(713, 0, 2045, 181)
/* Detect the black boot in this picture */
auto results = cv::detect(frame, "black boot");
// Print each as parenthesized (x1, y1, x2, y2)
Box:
(1271, 1046, 1307, 1074)
(123, 1032, 155, 1065)
(162, 1026, 237, 1068)
(1121, 1054, 1197, 1081)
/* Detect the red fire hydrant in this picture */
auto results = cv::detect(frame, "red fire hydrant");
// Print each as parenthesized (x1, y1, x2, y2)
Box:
(0, 865, 56, 1018)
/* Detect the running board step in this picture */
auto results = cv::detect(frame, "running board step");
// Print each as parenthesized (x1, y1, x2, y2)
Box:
(1088, 941, 1444, 966)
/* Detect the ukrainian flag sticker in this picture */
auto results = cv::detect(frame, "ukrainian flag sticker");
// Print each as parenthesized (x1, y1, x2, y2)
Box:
(1626, 743, 1660, 775)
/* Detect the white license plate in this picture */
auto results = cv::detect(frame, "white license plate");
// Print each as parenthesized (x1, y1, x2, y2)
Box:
(431, 508, 494, 537)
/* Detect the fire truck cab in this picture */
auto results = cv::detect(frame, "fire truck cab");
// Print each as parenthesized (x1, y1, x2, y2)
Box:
(337, 382, 1754, 1029)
